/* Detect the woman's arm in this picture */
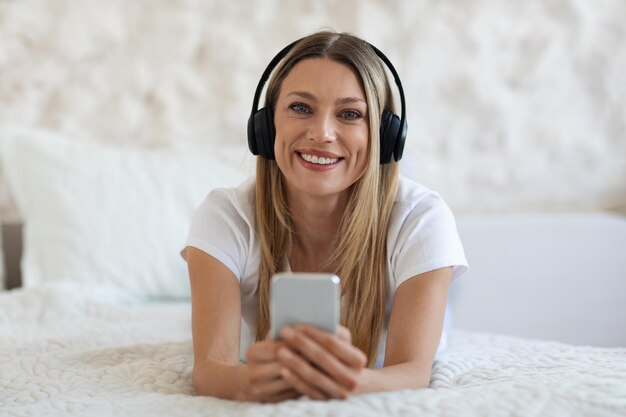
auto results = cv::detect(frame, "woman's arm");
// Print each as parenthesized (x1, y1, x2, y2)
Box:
(186, 246, 299, 402)
(276, 266, 453, 396)
(356, 266, 453, 392)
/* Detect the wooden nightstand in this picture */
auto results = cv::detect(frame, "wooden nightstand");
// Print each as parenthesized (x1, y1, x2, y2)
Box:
(1, 223, 23, 290)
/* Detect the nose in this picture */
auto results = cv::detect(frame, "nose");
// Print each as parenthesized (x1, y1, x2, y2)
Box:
(308, 111, 337, 143)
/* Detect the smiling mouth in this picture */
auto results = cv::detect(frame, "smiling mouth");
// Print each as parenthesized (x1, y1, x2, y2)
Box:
(297, 152, 343, 166)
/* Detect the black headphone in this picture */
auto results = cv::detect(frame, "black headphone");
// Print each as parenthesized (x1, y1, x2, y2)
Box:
(247, 38, 407, 164)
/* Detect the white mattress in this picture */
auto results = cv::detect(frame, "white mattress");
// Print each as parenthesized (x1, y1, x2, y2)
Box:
(1, 283, 624, 416)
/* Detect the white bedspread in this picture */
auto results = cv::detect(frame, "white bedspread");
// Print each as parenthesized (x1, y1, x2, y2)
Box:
(1, 284, 625, 417)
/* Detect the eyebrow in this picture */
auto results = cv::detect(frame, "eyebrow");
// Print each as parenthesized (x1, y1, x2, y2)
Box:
(286, 91, 366, 105)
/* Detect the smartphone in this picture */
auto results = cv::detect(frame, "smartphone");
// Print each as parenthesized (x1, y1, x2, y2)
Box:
(270, 273, 341, 340)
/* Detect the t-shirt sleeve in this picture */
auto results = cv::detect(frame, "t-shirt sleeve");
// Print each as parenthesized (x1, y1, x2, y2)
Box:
(390, 194, 468, 290)
(180, 188, 250, 280)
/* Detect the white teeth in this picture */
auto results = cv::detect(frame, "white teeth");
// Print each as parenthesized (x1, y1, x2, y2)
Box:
(300, 153, 339, 165)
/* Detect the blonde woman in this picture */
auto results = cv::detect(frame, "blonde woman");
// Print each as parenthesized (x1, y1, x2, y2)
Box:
(182, 30, 467, 402)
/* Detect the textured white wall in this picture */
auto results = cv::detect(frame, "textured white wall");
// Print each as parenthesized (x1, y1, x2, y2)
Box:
(1, 0, 625, 214)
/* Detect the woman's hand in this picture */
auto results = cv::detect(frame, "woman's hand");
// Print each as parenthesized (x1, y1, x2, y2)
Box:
(276, 325, 368, 400)
(241, 339, 302, 403)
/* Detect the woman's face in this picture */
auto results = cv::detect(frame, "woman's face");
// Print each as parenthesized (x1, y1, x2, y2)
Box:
(273, 57, 369, 200)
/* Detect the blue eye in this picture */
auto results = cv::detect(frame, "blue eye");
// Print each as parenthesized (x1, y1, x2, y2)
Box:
(289, 103, 311, 113)
(341, 110, 361, 120)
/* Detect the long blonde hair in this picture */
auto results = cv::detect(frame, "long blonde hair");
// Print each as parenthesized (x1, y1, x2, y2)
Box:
(255, 31, 400, 367)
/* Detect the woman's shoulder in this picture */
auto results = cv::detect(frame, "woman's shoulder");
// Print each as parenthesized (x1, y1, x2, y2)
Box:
(394, 175, 449, 215)
(184, 178, 257, 279)
(205, 178, 255, 207)
(388, 176, 468, 285)
(389, 175, 461, 243)
(203, 177, 255, 215)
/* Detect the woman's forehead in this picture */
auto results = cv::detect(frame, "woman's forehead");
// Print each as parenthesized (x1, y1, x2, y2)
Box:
(279, 57, 366, 101)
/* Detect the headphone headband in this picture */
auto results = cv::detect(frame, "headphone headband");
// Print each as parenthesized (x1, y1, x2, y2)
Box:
(367, 43, 407, 157)
(248, 35, 407, 163)
(250, 40, 299, 116)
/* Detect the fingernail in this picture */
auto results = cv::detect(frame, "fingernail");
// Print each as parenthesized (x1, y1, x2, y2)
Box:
(278, 348, 292, 359)
(280, 327, 294, 338)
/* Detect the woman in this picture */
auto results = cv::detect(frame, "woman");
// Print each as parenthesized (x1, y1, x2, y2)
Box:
(183, 30, 467, 402)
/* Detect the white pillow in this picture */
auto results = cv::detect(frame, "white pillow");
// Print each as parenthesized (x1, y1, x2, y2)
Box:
(0, 127, 255, 300)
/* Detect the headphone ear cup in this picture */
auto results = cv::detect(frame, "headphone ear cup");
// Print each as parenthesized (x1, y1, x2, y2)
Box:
(394, 118, 407, 162)
(247, 112, 259, 155)
(379, 109, 400, 164)
(251, 107, 276, 159)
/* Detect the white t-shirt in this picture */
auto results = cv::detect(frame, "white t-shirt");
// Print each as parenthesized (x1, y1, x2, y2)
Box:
(182, 176, 468, 367)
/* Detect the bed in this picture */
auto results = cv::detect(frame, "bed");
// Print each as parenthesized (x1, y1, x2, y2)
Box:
(1, 128, 625, 416)
(2, 284, 625, 416)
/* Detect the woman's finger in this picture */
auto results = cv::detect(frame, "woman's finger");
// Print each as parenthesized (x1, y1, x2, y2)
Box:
(297, 325, 367, 369)
(337, 325, 352, 343)
(279, 326, 364, 392)
(243, 358, 303, 402)
(247, 362, 285, 385)
(246, 340, 284, 364)
(277, 346, 349, 399)
(249, 372, 298, 399)
(263, 388, 302, 404)
(280, 366, 330, 401)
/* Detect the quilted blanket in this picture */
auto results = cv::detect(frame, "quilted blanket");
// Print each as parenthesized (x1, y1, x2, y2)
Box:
(1, 283, 625, 417)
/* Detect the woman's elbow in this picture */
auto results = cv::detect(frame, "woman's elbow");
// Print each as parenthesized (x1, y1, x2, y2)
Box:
(192, 367, 210, 396)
